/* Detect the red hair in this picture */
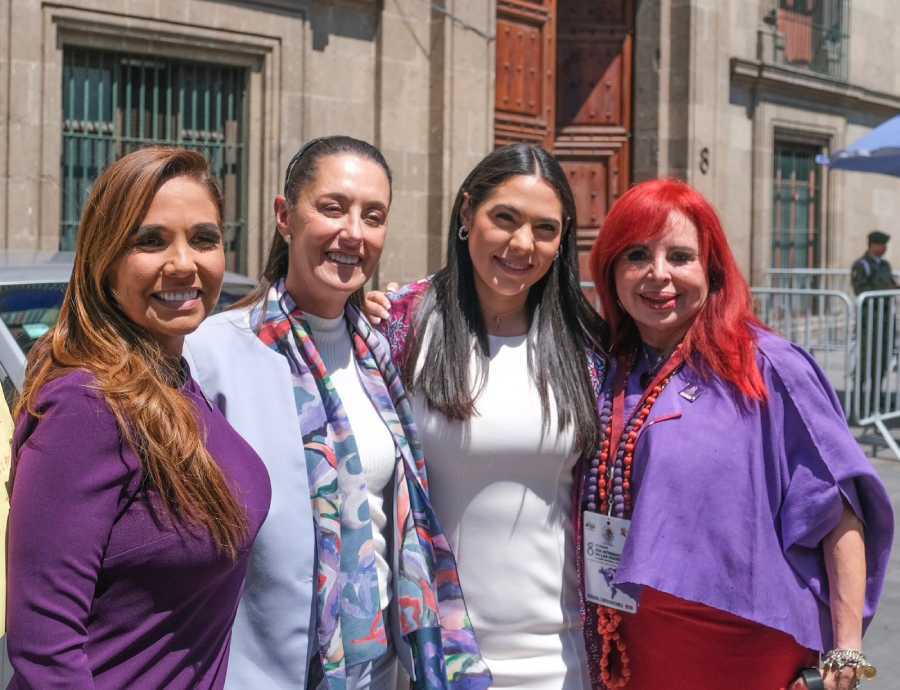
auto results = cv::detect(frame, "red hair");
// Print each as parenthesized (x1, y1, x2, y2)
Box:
(590, 178, 767, 400)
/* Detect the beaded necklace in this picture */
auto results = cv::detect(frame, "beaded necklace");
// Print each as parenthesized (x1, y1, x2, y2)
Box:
(584, 344, 684, 689)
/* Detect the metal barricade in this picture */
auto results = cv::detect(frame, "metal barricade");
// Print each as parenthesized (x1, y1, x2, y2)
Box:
(752, 287, 854, 417)
(756, 285, 900, 460)
(764, 267, 900, 293)
(764, 268, 853, 293)
(854, 289, 900, 457)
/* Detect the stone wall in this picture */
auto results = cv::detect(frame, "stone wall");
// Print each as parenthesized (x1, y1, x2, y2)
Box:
(633, 0, 900, 285)
(12, 0, 895, 289)
(0, 0, 495, 284)
(375, 0, 494, 286)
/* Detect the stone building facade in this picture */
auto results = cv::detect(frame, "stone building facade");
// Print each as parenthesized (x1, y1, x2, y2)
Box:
(637, 0, 900, 284)
(0, 0, 494, 284)
(1, 0, 898, 286)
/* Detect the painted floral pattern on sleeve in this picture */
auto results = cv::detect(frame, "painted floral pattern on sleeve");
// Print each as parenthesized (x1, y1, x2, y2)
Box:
(379, 278, 433, 371)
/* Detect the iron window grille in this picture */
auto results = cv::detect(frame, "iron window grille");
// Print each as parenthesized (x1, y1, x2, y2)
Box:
(772, 141, 823, 273)
(765, 0, 850, 82)
(61, 47, 248, 272)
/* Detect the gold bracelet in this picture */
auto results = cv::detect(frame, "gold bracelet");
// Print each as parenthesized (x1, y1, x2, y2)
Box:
(821, 649, 877, 682)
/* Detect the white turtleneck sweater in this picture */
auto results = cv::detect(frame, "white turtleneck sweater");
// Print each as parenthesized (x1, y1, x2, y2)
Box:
(303, 312, 396, 609)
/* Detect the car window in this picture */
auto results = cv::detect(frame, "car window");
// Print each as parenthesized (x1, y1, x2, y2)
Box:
(0, 284, 65, 357)
(218, 283, 252, 310)
(0, 282, 252, 361)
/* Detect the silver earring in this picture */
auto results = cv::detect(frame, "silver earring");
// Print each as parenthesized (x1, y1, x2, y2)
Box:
(283, 233, 292, 244)
(554, 249, 560, 260)
(457, 225, 469, 241)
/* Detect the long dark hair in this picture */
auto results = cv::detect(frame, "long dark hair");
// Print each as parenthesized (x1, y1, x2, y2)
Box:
(403, 144, 608, 457)
(239, 135, 393, 308)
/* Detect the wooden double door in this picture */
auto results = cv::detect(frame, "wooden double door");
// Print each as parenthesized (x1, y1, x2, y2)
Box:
(495, 0, 634, 279)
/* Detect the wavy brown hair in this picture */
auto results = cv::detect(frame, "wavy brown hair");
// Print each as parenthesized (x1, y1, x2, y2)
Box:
(14, 147, 247, 558)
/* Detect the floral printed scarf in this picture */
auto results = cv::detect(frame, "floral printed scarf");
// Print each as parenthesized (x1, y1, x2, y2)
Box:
(254, 281, 491, 690)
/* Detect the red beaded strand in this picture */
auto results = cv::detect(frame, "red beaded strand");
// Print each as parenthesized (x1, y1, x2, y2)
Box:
(595, 362, 681, 689)
(597, 607, 630, 688)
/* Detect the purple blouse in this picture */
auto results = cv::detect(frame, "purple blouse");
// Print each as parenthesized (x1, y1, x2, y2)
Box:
(6, 369, 271, 689)
(600, 329, 894, 652)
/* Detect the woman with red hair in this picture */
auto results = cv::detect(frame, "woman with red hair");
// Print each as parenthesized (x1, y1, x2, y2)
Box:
(582, 179, 892, 690)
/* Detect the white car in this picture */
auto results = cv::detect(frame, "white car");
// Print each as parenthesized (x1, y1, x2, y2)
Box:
(0, 252, 256, 405)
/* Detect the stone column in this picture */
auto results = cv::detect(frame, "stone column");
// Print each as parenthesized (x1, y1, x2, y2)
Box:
(633, 0, 664, 182)
(375, 0, 494, 287)
(632, 0, 691, 183)
(4, 0, 46, 250)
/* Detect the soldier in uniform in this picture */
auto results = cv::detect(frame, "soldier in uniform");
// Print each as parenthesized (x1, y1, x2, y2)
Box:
(851, 230, 897, 413)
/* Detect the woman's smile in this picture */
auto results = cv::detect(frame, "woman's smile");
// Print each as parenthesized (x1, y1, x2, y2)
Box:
(110, 176, 225, 355)
(465, 174, 563, 333)
(492, 255, 533, 275)
(639, 292, 679, 311)
(277, 153, 390, 317)
(151, 288, 203, 311)
(325, 251, 362, 267)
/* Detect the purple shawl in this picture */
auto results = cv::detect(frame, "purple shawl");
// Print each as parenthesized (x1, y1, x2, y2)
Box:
(585, 328, 893, 653)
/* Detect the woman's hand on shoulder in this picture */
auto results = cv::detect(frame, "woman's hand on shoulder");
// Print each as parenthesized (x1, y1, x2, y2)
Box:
(364, 283, 398, 326)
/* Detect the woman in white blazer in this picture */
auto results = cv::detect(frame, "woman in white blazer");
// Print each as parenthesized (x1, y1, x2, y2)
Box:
(186, 136, 488, 690)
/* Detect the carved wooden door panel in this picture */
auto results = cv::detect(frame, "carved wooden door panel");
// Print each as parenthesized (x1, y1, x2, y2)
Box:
(555, 0, 633, 279)
(494, 0, 634, 297)
(494, 0, 556, 148)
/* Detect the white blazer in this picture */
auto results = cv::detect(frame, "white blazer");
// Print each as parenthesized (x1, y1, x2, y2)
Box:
(185, 307, 318, 689)
(186, 306, 415, 689)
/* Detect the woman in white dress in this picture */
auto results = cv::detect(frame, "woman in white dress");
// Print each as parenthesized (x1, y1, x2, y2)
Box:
(366, 143, 608, 689)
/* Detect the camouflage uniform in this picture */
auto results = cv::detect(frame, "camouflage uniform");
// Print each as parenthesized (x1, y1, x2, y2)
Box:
(852, 253, 897, 412)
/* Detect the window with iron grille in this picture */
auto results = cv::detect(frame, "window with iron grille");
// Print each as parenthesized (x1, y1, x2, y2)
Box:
(61, 47, 248, 272)
(773, 0, 849, 81)
(772, 141, 822, 270)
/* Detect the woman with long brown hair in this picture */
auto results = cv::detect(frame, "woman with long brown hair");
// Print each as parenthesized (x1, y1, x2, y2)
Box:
(5, 147, 270, 689)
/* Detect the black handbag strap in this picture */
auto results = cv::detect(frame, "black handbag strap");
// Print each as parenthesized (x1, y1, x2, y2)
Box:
(798, 667, 826, 690)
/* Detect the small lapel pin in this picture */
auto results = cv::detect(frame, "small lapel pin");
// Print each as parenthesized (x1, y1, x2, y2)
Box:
(679, 384, 702, 402)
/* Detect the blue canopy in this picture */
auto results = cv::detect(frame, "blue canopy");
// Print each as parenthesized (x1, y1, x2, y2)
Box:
(816, 115, 900, 177)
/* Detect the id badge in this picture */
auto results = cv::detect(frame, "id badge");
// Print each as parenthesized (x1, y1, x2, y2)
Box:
(583, 511, 638, 613)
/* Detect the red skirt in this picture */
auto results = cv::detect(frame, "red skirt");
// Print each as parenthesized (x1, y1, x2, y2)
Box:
(617, 588, 819, 690)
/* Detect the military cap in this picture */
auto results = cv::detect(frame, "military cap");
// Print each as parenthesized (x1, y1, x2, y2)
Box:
(868, 230, 890, 244)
